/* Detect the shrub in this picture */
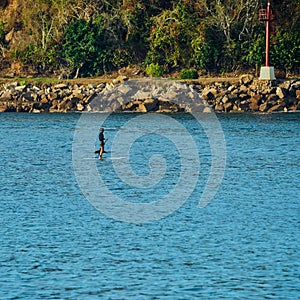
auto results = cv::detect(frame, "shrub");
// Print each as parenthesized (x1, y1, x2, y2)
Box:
(179, 68, 198, 79)
(0, 22, 5, 43)
(145, 63, 165, 77)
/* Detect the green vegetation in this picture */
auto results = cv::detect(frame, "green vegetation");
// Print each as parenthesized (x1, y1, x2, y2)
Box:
(0, 0, 299, 77)
(145, 63, 165, 77)
(62, 17, 105, 77)
(179, 68, 199, 79)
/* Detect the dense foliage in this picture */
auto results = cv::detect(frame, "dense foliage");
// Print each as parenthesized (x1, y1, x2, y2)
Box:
(0, 0, 299, 77)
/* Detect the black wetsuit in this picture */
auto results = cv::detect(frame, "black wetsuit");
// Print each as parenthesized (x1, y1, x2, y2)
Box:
(99, 131, 104, 147)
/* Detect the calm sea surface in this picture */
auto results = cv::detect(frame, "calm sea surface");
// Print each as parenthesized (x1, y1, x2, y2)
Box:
(0, 112, 299, 299)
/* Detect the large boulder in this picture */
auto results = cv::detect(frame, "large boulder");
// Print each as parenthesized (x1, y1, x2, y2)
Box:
(138, 98, 158, 112)
(276, 87, 286, 99)
(248, 95, 262, 111)
(267, 104, 283, 113)
(54, 83, 69, 90)
(224, 102, 233, 112)
(112, 76, 128, 85)
(202, 87, 218, 100)
(259, 102, 271, 112)
(0, 104, 7, 112)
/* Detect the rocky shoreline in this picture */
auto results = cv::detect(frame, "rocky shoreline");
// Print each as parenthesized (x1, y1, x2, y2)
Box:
(0, 75, 300, 113)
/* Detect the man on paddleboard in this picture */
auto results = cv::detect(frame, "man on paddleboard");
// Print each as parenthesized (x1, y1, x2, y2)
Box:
(98, 128, 108, 160)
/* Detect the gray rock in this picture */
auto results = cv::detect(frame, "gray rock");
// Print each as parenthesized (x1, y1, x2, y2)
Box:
(138, 98, 158, 112)
(224, 102, 233, 112)
(221, 96, 229, 104)
(112, 76, 128, 85)
(202, 88, 217, 100)
(240, 74, 254, 85)
(259, 102, 270, 112)
(77, 103, 85, 111)
(266, 94, 279, 102)
(267, 104, 283, 113)
(276, 87, 285, 99)
(15, 85, 26, 92)
(54, 83, 68, 89)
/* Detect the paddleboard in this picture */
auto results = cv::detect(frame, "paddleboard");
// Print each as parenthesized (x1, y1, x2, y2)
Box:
(94, 150, 108, 154)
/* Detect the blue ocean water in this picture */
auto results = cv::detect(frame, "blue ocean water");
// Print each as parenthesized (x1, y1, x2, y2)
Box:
(0, 112, 299, 299)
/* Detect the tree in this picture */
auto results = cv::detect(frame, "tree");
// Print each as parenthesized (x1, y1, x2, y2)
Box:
(0, 0, 299, 76)
(146, 0, 203, 69)
(243, 32, 265, 74)
(272, 30, 300, 75)
(62, 17, 105, 77)
(204, 0, 260, 71)
(190, 30, 212, 70)
(204, 0, 259, 43)
(119, 0, 150, 59)
(146, 9, 182, 68)
(0, 21, 5, 58)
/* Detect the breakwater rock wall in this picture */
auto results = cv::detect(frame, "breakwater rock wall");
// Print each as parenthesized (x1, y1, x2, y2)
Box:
(0, 75, 300, 113)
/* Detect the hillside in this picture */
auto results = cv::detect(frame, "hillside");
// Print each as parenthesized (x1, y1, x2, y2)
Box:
(0, 1, 300, 78)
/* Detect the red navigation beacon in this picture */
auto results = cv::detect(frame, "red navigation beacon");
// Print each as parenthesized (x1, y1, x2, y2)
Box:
(259, 0, 276, 80)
